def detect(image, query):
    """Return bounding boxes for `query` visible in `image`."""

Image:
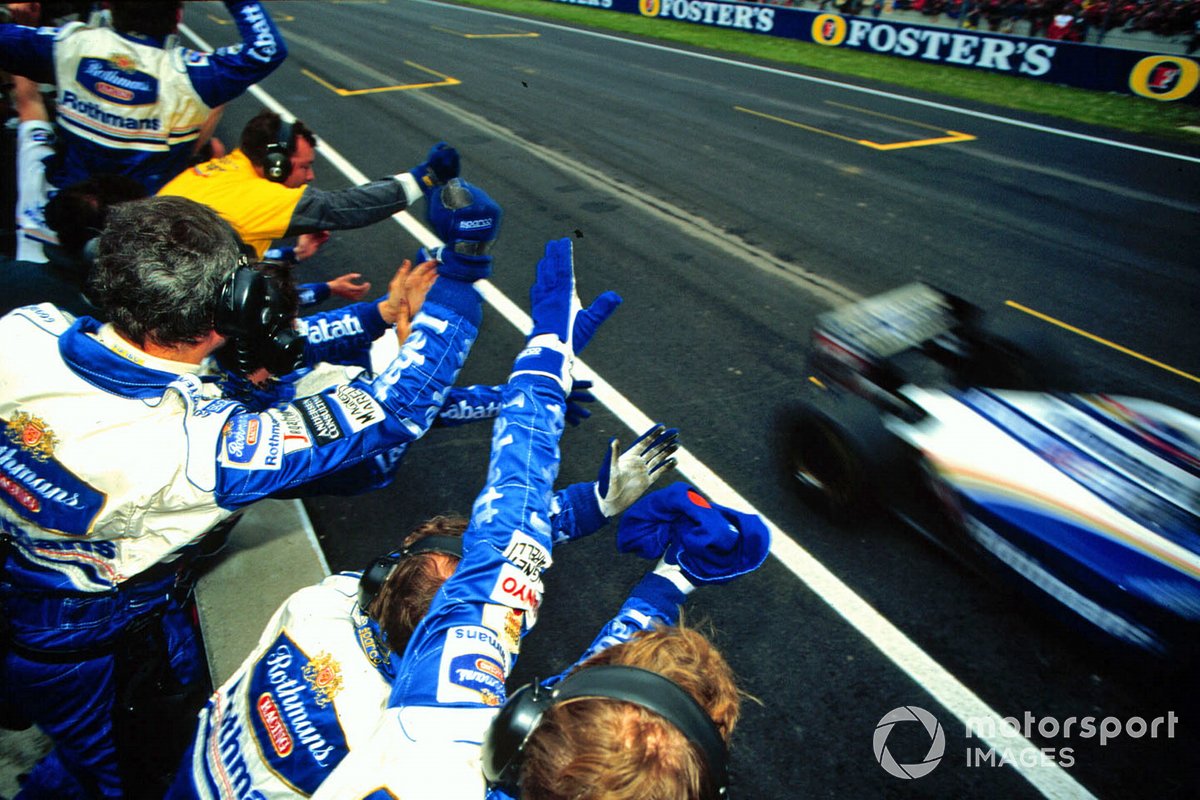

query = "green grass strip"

[452,0,1200,141]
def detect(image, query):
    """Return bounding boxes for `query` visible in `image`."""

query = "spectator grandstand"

[759,0,1200,52]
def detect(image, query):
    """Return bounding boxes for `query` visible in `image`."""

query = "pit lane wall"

[550,0,1200,103]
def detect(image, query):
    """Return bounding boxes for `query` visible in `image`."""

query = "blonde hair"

[518,624,740,800]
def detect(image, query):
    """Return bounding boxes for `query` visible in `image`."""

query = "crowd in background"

[764,0,1200,48]
[901,0,1198,42]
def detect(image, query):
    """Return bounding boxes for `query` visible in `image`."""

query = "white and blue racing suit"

[0,0,286,194]
[219,298,510,497]
[0,275,481,799]
[166,480,611,800]
[308,373,691,799]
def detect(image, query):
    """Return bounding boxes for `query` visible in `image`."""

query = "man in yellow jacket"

[159,110,458,262]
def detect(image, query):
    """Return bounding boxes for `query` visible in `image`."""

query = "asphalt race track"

[187,2,1200,797]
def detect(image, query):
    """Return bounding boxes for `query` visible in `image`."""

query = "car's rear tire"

[775,392,905,523]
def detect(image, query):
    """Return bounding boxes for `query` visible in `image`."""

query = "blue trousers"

[1,576,207,799]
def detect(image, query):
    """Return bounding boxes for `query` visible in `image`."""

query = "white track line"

[183,17,1095,798]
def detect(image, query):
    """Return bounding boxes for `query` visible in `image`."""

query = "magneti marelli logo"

[873,706,946,779]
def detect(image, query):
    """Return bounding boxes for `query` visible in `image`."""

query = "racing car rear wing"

[808,282,981,414]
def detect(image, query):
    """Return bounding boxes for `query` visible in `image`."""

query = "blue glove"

[566,379,595,427]
[528,237,577,343]
[426,178,502,282]
[617,483,770,586]
[510,237,577,388]
[595,424,680,517]
[409,142,460,195]
[573,291,622,354]
[511,238,621,390]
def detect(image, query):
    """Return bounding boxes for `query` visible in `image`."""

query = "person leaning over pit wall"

[0,191,483,799]
[159,110,460,264]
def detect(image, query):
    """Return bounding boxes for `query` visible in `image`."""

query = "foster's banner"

[549,0,1199,103]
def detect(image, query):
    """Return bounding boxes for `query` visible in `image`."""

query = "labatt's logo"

[1129,56,1199,102]
[298,313,364,345]
[441,398,501,422]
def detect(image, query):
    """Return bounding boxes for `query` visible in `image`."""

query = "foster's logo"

[1129,56,1199,101]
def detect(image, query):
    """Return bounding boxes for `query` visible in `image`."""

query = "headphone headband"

[277,118,293,152]
[402,534,465,560]
[357,535,464,612]
[482,664,729,796]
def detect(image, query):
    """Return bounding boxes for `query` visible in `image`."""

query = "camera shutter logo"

[873,706,946,779]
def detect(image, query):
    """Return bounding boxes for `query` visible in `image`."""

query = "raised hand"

[595,424,681,517]
[379,260,438,344]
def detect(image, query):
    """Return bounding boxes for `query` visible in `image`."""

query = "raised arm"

[309,240,620,800]
[390,238,624,705]
[186,1,288,107]
[284,144,460,236]
[208,262,482,507]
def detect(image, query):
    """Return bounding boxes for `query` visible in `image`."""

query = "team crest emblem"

[301,653,343,707]
[5,412,58,461]
[506,609,523,646]
[111,53,137,72]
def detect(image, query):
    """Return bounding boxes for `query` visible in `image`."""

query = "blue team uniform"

[0,1,287,193]
[0,275,480,798]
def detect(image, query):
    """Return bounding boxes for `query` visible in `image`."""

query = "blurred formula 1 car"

[776,282,1200,660]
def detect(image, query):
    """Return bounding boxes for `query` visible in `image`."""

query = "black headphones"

[263,118,294,183]
[213,258,305,378]
[357,534,465,612]
[482,665,730,797]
